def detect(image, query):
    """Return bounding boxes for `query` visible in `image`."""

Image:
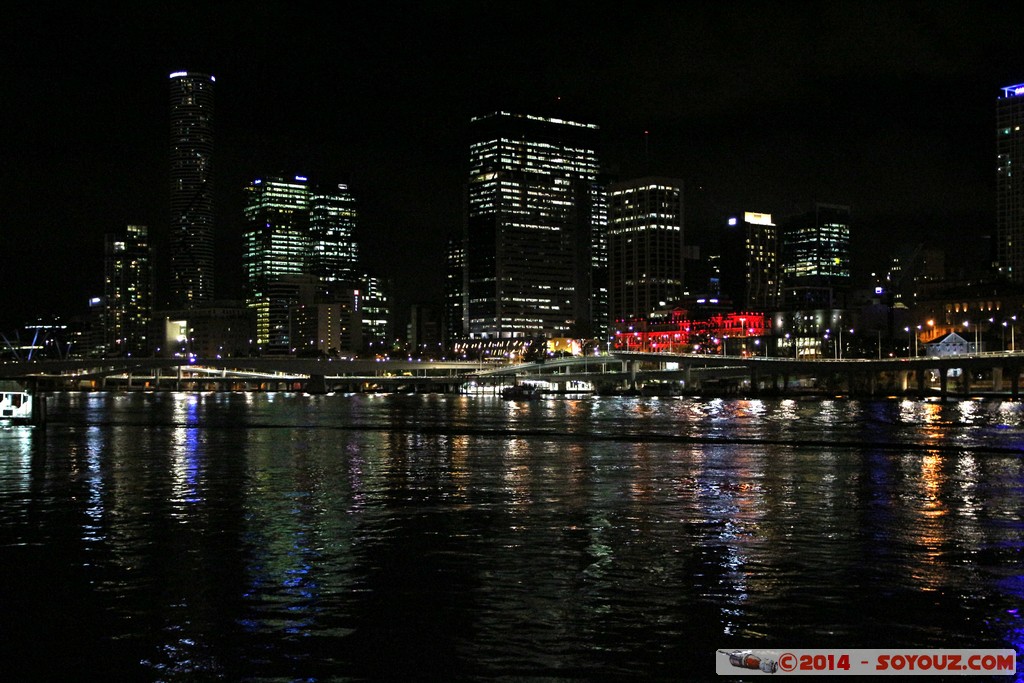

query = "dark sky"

[5,1,1024,331]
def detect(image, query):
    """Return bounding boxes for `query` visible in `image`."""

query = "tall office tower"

[997,83,1024,281]
[464,111,607,344]
[444,237,465,349]
[243,176,366,353]
[360,274,392,354]
[243,176,314,353]
[309,182,360,287]
[780,203,851,308]
[720,212,779,310]
[168,71,215,308]
[608,178,686,322]
[103,224,152,356]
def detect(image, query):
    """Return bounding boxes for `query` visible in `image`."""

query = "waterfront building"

[613,306,768,355]
[719,211,779,311]
[103,224,152,357]
[153,303,255,359]
[780,203,851,309]
[463,111,607,352]
[291,294,363,358]
[408,303,444,357]
[997,83,1024,282]
[608,178,688,323]
[168,71,215,308]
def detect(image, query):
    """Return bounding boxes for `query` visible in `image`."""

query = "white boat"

[0,390,33,424]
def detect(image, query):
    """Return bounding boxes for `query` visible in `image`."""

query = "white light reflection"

[82,425,107,544]
[170,394,204,518]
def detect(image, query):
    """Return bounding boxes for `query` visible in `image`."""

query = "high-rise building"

[608,178,687,322]
[168,71,215,308]
[242,175,367,354]
[444,237,465,350]
[243,176,314,353]
[997,83,1024,281]
[309,182,360,287]
[720,211,779,311]
[463,111,607,347]
[780,203,851,308]
[103,224,152,356]
[360,274,392,355]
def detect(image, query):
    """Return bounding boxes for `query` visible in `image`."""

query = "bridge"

[473,350,1024,400]
[4,350,1024,400]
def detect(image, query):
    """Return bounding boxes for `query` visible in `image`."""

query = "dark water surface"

[1,392,1023,681]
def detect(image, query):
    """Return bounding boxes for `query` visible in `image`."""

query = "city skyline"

[6,2,1024,331]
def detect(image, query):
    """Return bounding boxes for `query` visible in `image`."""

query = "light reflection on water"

[0,392,1022,680]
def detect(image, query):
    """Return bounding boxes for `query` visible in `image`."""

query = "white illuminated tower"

[997,83,1024,282]
[169,71,216,308]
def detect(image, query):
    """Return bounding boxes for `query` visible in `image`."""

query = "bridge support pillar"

[29,380,47,426]
[917,369,926,399]
[749,368,759,396]
[939,370,948,401]
[306,374,327,395]
[993,367,1003,393]
[961,368,971,397]
[1012,367,1020,400]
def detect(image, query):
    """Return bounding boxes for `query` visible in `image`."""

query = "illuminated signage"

[1001,84,1024,97]
[728,217,738,226]
[744,212,774,226]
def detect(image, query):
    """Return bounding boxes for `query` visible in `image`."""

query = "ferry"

[0,390,33,425]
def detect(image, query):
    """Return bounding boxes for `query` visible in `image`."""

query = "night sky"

[6,1,1024,332]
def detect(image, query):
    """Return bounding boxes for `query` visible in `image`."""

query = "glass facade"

[608,179,686,322]
[464,112,607,342]
[242,176,367,353]
[782,204,851,283]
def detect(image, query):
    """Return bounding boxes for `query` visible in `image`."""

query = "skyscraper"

[309,183,360,287]
[242,175,365,353]
[169,71,215,308]
[463,111,607,348]
[720,211,779,311]
[780,203,851,308]
[103,224,152,356]
[607,178,687,323]
[243,176,315,353]
[997,83,1024,281]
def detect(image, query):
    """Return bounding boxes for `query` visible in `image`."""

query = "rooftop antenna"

[644,130,650,175]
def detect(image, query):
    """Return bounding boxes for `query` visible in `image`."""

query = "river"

[1,392,1022,681]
